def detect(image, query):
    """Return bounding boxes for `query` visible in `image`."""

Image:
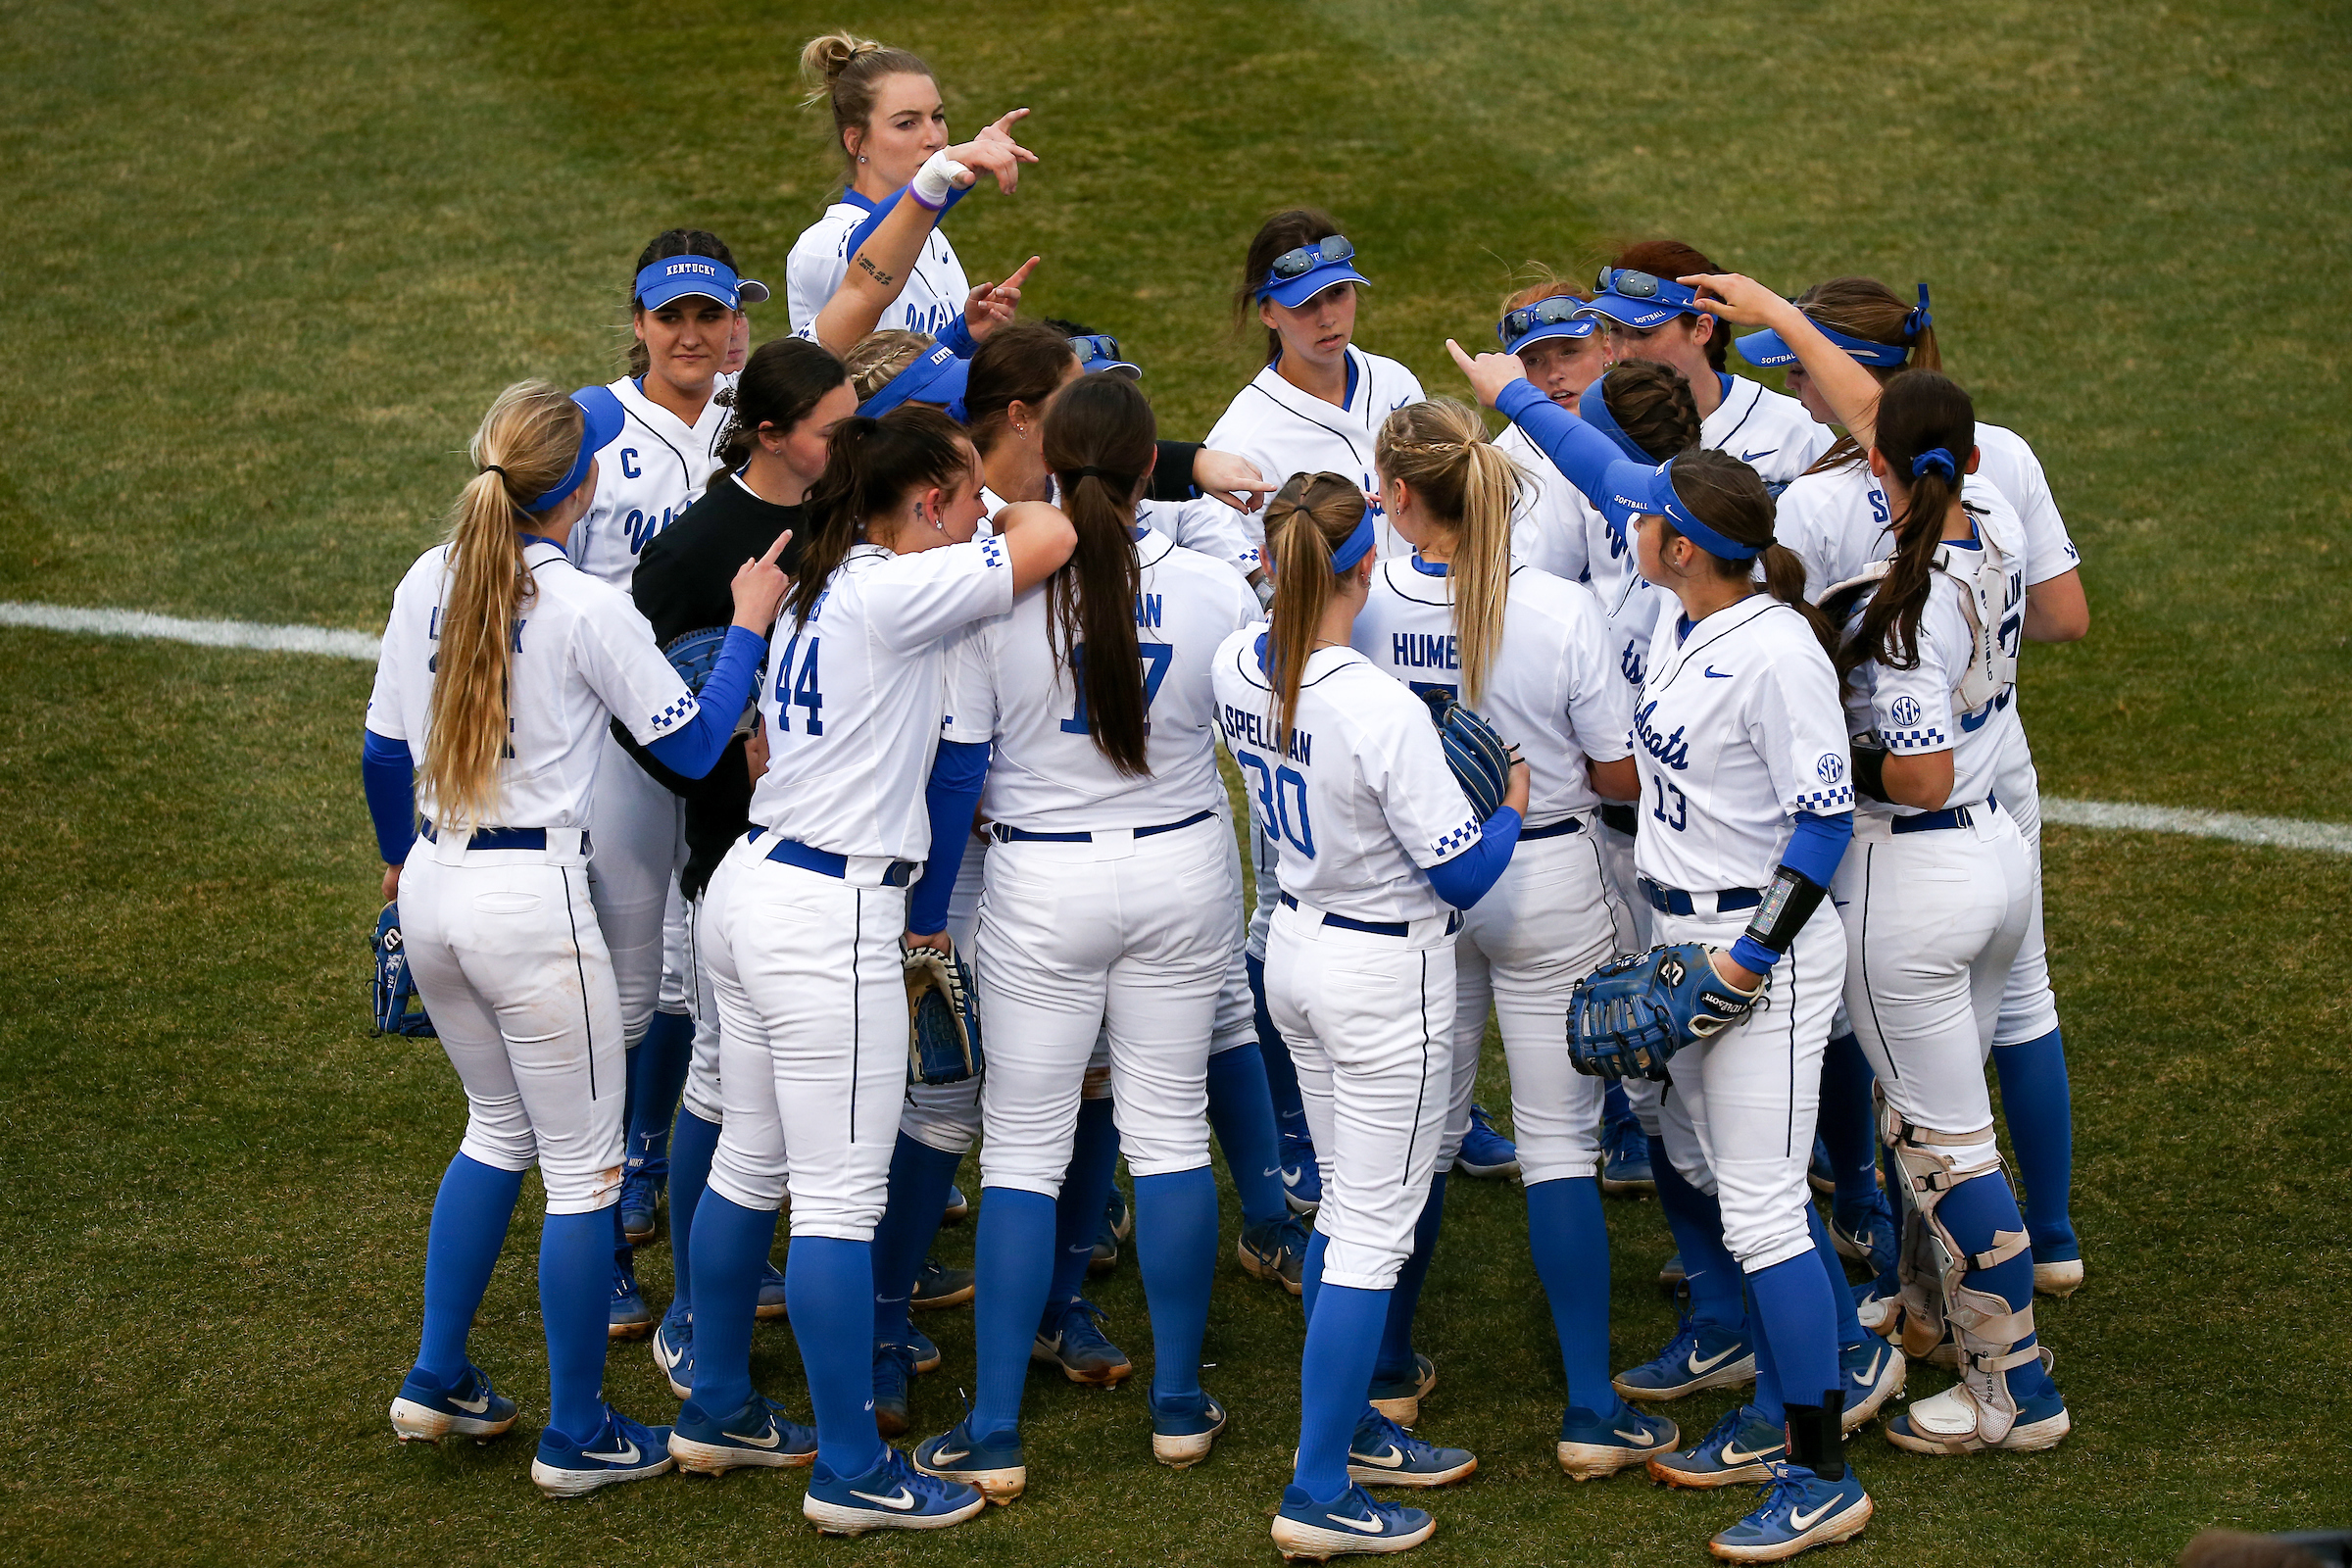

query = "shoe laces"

[873,1342,914,1392]
[1054,1297,1115,1348]
[1353,1408,1423,1457]
[1753,1460,1813,1516]
[881,1445,965,1506]
[1696,1402,1751,1453]
[1650,1309,1701,1368]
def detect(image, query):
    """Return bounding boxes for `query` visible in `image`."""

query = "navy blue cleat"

[873,1340,917,1438]
[906,1323,942,1374]
[1615,1313,1754,1401]
[1806,1137,1836,1197]
[609,1260,655,1340]
[1347,1407,1477,1487]
[1282,1129,1323,1214]
[1555,1401,1677,1480]
[1239,1213,1311,1295]
[1831,1188,1899,1281]
[652,1311,694,1399]
[1150,1388,1228,1468]
[530,1404,675,1497]
[1273,1482,1436,1560]
[389,1362,517,1444]
[1601,1115,1655,1195]
[618,1168,661,1245]
[941,1184,970,1226]
[667,1392,814,1475]
[1647,1403,1787,1489]
[756,1258,789,1320]
[1368,1351,1438,1424]
[912,1254,975,1311]
[913,1415,1027,1503]
[1709,1462,1873,1561]
[807,1444,989,1534]
[1033,1297,1133,1386]
[1453,1103,1520,1179]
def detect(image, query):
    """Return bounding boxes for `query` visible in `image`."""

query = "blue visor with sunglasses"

[858,342,970,418]
[1577,268,1706,330]
[1498,295,1598,355]
[1260,234,1372,307]
[1606,456,1764,563]
[1070,333,1140,378]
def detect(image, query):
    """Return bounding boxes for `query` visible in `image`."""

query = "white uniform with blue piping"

[1202,348,1425,560]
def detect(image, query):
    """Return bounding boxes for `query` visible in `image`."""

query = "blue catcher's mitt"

[371,901,436,1038]
[1419,689,1515,822]
[663,626,760,733]
[1567,942,1759,1081]
[904,940,982,1086]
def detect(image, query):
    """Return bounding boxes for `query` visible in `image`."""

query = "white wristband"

[909,151,970,210]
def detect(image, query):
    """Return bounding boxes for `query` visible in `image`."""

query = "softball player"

[1489,269,1608,581]
[1214,472,1528,1560]
[1203,209,1426,560]
[1754,277,2089,1298]
[1460,337,1872,1561]
[367,380,788,1495]
[679,405,1075,1535]
[1349,398,1669,1479]
[907,373,1259,1498]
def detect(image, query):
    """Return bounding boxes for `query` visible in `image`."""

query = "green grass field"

[3,1,2348,1563]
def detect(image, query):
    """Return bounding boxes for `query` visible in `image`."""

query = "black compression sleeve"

[1150,441,1201,502]
[1852,746,1890,804]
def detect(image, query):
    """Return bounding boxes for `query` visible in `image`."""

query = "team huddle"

[359,28,2092,1564]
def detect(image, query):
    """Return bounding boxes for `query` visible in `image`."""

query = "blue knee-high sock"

[1742,1275,1785,1424]
[663,1109,720,1325]
[1649,1137,1745,1332]
[1248,954,1306,1139]
[1375,1173,1446,1381]
[1300,1227,1329,1323]
[1807,1204,1865,1349]
[1206,1045,1286,1229]
[627,1009,695,1178]
[1747,1253,1840,1413]
[416,1152,525,1382]
[1992,1027,2078,1258]
[786,1237,886,1477]
[1935,1171,2055,1400]
[1818,1033,1880,1211]
[1047,1100,1121,1307]
[540,1208,615,1443]
[870,1132,965,1348]
[1524,1175,1622,1417]
[1134,1167,1219,1401]
[1295,1284,1390,1501]
[971,1188,1057,1439]
[683,1191,777,1422]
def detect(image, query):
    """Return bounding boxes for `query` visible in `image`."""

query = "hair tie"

[1911,447,1958,482]
[1904,282,1933,339]
[479,465,509,481]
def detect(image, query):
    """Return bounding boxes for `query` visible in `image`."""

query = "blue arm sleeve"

[1424,807,1522,910]
[362,729,416,864]
[1495,379,1652,539]
[936,313,979,358]
[1728,810,1853,973]
[906,741,991,935]
[644,625,767,781]
[840,183,969,268]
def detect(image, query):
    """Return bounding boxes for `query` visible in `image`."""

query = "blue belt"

[1279,891,1462,938]
[991,808,1216,845]
[1640,877,1763,916]
[1522,814,1589,842]
[419,824,582,854]
[744,826,916,887]
[1892,793,1997,836]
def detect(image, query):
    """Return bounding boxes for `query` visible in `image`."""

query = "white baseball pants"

[585,728,685,1046]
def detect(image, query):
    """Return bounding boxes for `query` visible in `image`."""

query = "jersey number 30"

[1235,750,1314,858]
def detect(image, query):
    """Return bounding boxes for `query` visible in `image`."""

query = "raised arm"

[1680,272,1885,453]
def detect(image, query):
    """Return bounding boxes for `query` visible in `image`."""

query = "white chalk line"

[6,600,2347,857]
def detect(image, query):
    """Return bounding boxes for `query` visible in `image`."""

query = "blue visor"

[1738,319,1910,369]
[1606,456,1762,563]
[1262,258,1372,309]
[635,256,760,311]
[858,343,970,418]
[1578,374,1652,464]
[1577,269,1705,330]
[524,385,626,514]
[1500,296,1598,356]
[1070,333,1141,378]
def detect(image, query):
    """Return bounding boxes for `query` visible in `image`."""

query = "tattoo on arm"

[857,255,897,287]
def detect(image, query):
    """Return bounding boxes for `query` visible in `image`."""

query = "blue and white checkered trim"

[1432,817,1480,857]
[978,536,1008,571]
[1793,783,1855,813]
[1882,725,1949,753]
[648,693,700,734]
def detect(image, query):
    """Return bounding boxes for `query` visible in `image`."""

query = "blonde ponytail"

[1375,398,1521,705]
[1263,472,1367,753]
[421,381,583,830]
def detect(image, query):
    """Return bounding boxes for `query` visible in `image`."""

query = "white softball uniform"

[1632,594,1853,1269]
[948,532,1256,1194]
[1701,373,1833,495]
[1212,634,1483,1290]
[786,195,969,338]
[1201,347,1425,559]
[704,536,1014,1240]
[1836,557,2033,1151]
[368,538,708,1212]
[1496,420,1590,583]
[1351,557,1636,1178]
[1140,495,1264,580]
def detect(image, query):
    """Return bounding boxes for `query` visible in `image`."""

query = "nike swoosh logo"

[1790,1498,1838,1531]
[1722,1439,1777,1465]
[722,1424,780,1448]
[1688,1344,1743,1375]
[1356,1446,1405,1468]
[1849,1349,1886,1385]
[1327,1512,1388,1534]
[931,1447,970,1465]
[850,1486,918,1511]
[589,1440,641,1466]
[450,1393,491,1414]
[1740,448,1777,463]
[1614,1427,1651,1444]
[1704,665,1732,678]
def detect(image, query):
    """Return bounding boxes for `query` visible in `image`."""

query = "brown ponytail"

[423,382,584,828]
[1040,374,1155,776]
[1836,370,1976,683]
[1792,277,1942,475]
[1263,472,1367,751]
[787,406,976,629]
[1659,449,1839,665]
[1375,399,1520,704]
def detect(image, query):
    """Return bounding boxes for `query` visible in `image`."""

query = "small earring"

[858,154,868,163]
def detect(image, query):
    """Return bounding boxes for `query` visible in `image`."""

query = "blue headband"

[1579,374,1653,463]
[1911,448,1958,483]
[1610,457,1764,563]
[857,342,970,419]
[1329,512,1378,572]
[523,386,625,514]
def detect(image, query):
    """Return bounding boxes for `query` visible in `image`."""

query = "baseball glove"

[371,901,436,1038]
[904,940,983,1086]
[1567,942,1759,1081]
[1419,689,1515,823]
[663,625,760,734]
